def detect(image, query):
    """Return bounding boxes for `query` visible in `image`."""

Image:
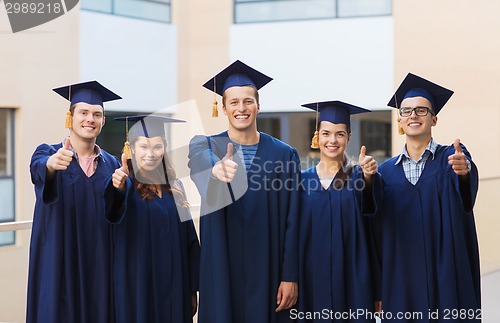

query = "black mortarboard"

[114,115,186,159]
[202,60,273,117]
[388,73,454,115]
[53,80,122,107]
[203,60,273,96]
[302,100,370,149]
[302,100,371,128]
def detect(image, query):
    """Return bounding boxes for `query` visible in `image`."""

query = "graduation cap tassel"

[122,117,132,159]
[310,102,319,149]
[65,111,73,129]
[65,85,73,129]
[212,76,218,117]
[397,118,405,135]
[394,94,405,135]
[212,100,218,118]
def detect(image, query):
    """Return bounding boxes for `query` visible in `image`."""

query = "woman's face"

[318,121,350,162]
[132,136,165,172]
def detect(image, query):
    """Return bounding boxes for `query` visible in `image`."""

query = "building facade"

[0,0,499,321]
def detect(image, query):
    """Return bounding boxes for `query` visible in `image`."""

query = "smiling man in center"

[188,60,301,323]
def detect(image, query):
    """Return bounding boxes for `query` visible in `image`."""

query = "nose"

[146,147,156,156]
[236,102,246,111]
[86,113,95,122]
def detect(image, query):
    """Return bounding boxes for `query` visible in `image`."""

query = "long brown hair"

[128,136,189,207]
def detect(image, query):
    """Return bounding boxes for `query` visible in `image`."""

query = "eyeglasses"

[399,106,435,117]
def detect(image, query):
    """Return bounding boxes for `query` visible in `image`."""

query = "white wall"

[230,16,394,112]
[80,11,178,113]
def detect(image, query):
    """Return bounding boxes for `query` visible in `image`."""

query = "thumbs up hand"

[448,139,469,176]
[212,143,238,183]
[46,137,74,173]
[358,145,378,177]
[112,153,130,190]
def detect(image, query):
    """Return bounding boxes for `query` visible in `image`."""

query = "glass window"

[235,0,336,23]
[234,0,391,23]
[257,116,281,140]
[360,119,391,163]
[338,0,391,17]
[81,0,171,23]
[0,109,15,246]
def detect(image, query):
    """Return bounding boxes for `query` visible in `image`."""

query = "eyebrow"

[401,105,431,109]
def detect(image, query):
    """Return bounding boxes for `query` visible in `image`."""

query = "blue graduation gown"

[27,143,120,323]
[188,131,301,323]
[375,143,480,322]
[103,178,200,323]
[298,166,381,323]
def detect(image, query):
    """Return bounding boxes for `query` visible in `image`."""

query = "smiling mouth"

[235,115,249,120]
[142,159,158,164]
[408,122,422,127]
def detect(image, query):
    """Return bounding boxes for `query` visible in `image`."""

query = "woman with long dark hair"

[104,115,200,323]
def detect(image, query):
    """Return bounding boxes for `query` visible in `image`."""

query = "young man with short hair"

[27,81,122,323]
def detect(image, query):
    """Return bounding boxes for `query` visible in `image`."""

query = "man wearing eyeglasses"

[371,73,481,322]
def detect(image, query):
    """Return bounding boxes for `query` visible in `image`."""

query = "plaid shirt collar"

[395,138,437,165]
[65,138,102,161]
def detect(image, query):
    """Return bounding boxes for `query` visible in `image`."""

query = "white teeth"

[235,115,249,119]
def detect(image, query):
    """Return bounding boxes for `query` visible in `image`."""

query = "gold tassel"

[122,117,132,159]
[397,118,405,135]
[212,99,218,117]
[123,141,132,159]
[310,102,319,149]
[394,93,405,135]
[212,76,218,117]
[65,111,72,129]
[310,131,319,149]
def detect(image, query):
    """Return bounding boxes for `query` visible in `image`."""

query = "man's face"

[222,86,260,133]
[399,96,437,139]
[70,102,105,141]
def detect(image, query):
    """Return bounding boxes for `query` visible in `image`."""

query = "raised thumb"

[225,142,234,161]
[359,145,366,161]
[63,137,71,150]
[454,139,463,154]
[121,153,129,174]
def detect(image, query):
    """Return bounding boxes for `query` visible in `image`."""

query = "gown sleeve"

[175,179,201,293]
[30,144,61,204]
[280,148,301,282]
[452,143,478,213]
[103,176,132,224]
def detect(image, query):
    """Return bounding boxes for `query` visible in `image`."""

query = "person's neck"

[405,135,432,161]
[316,157,343,177]
[69,135,97,157]
[227,127,259,145]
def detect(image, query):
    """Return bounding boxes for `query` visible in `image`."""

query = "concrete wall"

[392,0,500,274]
[0,7,79,322]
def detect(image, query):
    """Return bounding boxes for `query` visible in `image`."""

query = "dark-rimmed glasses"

[399,107,435,117]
